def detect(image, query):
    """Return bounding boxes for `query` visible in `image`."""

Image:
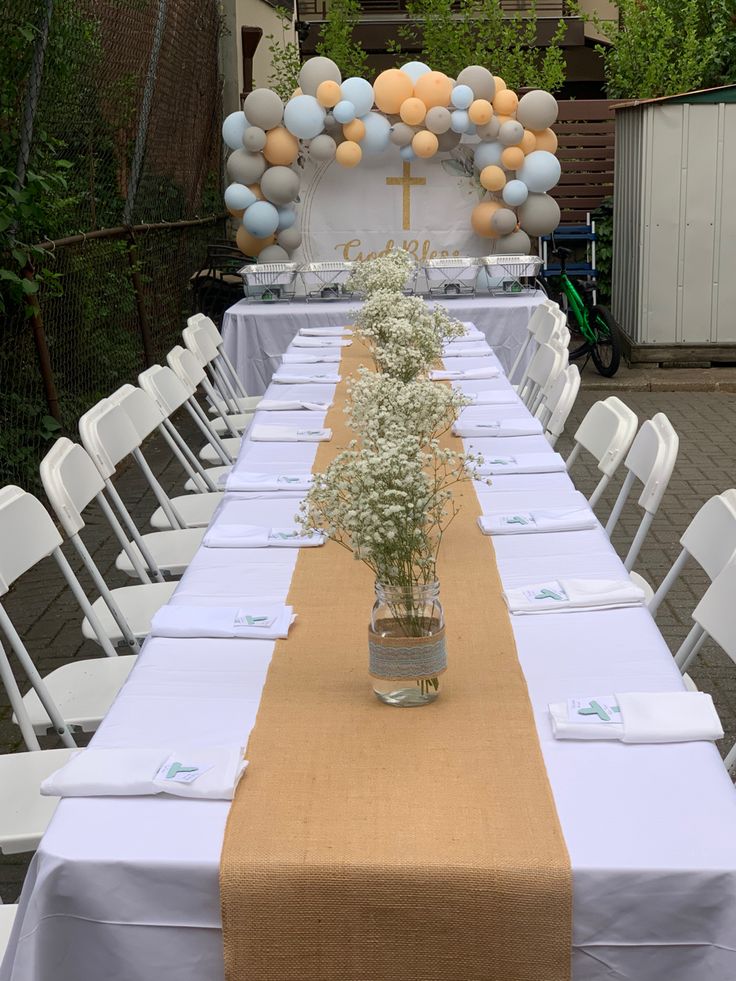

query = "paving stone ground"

[2,387,736,903]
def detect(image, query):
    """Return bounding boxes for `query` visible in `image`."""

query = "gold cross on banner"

[385,161,426,231]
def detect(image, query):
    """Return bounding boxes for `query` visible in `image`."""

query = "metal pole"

[15,0,55,193]
[24,262,61,423]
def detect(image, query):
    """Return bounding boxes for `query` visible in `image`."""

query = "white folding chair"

[538,365,581,446]
[517,342,565,411]
[167,345,252,438]
[565,396,639,507]
[0,903,18,958]
[507,300,560,385]
[0,486,135,736]
[139,364,240,466]
[604,413,679,572]
[672,560,736,770]
[184,316,261,416]
[40,441,176,647]
[529,346,569,415]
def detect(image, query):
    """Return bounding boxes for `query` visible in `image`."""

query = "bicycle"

[539,246,622,378]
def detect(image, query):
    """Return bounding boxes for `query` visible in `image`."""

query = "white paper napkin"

[472,452,566,475]
[281,352,340,364]
[150,603,295,638]
[203,524,324,548]
[224,471,313,493]
[299,326,352,336]
[453,419,543,438]
[249,425,331,442]
[40,746,248,799]
[255,399,331,412]
[504,578,646,615]
[291,336,352,348]
[430,367,500,381]
[464,391,519,407]
[478,508,596,536]
[272,371,341,385]
[442,344,493,358]
[549,692,724,743]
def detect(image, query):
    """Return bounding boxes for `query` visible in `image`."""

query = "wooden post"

[24,264,61,423]
[126,230,155,368]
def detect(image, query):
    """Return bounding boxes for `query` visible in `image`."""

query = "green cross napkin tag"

[567,695,621,725]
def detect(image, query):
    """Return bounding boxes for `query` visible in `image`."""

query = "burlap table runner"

[220,342,572,981]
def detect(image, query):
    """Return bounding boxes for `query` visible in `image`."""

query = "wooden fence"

[552,100,616,225]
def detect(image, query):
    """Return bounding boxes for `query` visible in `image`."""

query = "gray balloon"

[226,148,266,185]
[495,229,532,254]
[389,122,415,147]
[456,65,495,102]
[516,90,558,131]
[437,128,462,151]
[277,226,302,251]
[243,126,267,151]
[244,88,284,130]
[498,120,524,147]
[323,112,341,134]
[491,207,518,235]
[425,106,452,135]
[518,193,560,236]
[298,56,342,97]
[260,166,300,205]
[309,134,337,161]
[476,117,500,140]
[258,244,291,262]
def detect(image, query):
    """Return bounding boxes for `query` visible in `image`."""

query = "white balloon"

[224,183,256,211]
[360,112,391,155]
[502,179,529,207]
[339,77,374,117]
[222,111,247,151]
[283,95,326,140]
[400,61,431,83]
[473,141,503,171]
[517,150,561,193]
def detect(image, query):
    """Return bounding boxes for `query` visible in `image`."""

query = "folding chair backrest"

[681,490,736,580]
[526,342,563,388]
[109,385,166,443]
[167,345,207,389]
[691,561,736,666]
[79,399,141,477]
[182,323,218,368]
[572,397,638,477]
[544,365,581,444]
[40,437,104,537]
[0,486,62,595]
[139,364,193,416]
[196,316,223,348]
[625,413,679,516]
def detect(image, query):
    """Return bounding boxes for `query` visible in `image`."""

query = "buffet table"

[221,292,545,394]
[4,332,736,981]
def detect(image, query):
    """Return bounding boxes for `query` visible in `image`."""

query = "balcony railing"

[298,0,565,17]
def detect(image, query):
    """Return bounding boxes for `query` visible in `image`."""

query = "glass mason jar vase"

[369,582,446,707]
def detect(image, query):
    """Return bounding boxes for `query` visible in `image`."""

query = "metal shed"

[612,85,736,364]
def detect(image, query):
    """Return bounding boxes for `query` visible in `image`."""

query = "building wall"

[222,0,296,116]
[578,0,618,44]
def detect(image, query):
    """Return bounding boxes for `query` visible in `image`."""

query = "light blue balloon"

[451,84,474,110]
[224,183,256,212]
[450,110,470,134]
[399,145,416,161]
[473,140,503,170]
[222,111,247,151]
[340,77,374,117]
[502,179,529,207]
[360,111,391,154]
[243,201,279,237]
[517,150,561,193]
[283,95,326,140]
[400,61,431,84]
[333,100,356,124]
[276,206,297,231]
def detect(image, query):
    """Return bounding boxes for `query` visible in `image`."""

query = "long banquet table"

[222,291,545,394]
[4,324,736,981]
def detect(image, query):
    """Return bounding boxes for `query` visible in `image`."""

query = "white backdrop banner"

[294,145,489,264]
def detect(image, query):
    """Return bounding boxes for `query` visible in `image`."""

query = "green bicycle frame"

[557,273,595,341]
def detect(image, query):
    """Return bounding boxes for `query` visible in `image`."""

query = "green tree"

[266,13,302,102]
[316,0,369,80]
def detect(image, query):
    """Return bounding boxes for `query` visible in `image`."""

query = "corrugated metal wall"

[613,101,736,346]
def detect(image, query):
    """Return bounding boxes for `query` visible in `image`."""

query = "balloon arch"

[222,57,562,262]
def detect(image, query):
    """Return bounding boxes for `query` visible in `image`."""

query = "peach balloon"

[316,80,341,108]
[247,183,264,200]
[335,140,362,167]
[343,118,366,141]
[468,99,493,125]
[236,224,275,256]
[493,89,518,115]
[291,87,303,98]
[412,130,439,158]
[414,71,453,109]
[501,146,525,170]
[534,127,559,153]
[263,126,299,165]
[471,200,502,238]
[495,114,513,126]
[227,206,245,219]
[400,97,426,126]
[480,165,506,191]
[373,69,414,114]
[520,129,537,154]
[493,76,507,92]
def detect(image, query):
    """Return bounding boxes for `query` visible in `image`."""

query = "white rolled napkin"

[203,524,324,548]
[430,367,500,381]
[549,692,724,744]
[291,336,351,348]
[453,418,543,438]
[472,452,566,475]
[224,471,313,493]
[272,370,341,385]
[459,322,484,338]
[442,344,493,358]
[150,602,295,639]
[40,746,248,800]
[299,326,352,336]
[249,424,331,442]
[281,352,340,364]
[504,578,646,615]
[478,508,596,536]
[255,399,331,412]
[464,391,519,407]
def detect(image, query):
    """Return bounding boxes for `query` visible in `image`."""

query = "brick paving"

[2,390,736,903]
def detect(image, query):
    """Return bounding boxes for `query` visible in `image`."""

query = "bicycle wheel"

[590,305,621,378]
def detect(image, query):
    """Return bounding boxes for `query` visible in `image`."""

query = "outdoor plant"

[316,0,370,80]
[266,13,302,103]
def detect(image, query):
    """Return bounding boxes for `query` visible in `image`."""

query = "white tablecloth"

[4,340,736,981]
[222,292,545,395]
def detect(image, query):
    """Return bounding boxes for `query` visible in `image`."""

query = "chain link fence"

[1,0,226,492]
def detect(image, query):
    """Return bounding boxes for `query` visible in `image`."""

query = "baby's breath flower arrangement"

[346,248,416,296]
